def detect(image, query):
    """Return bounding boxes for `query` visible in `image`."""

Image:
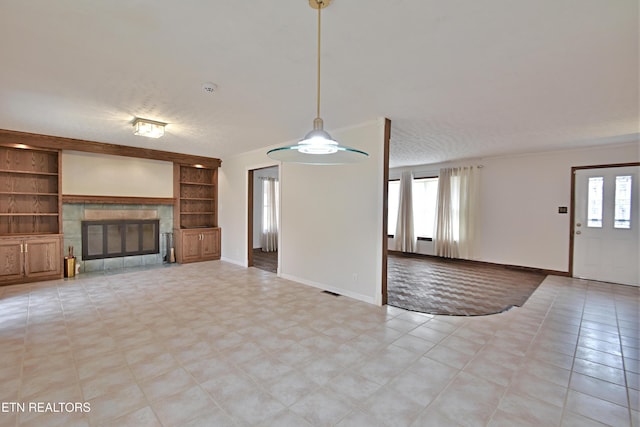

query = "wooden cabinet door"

[201,229,221,260]
[24,236,62,279]
[180,230,202,263]
[175,228,221,263]
[0,238,24,283]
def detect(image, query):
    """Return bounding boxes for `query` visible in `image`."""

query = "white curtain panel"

[261,178,278,252]
[395,171,417,252]
[434,166,477,259]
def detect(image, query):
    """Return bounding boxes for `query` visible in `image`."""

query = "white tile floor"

[0,261,638,427]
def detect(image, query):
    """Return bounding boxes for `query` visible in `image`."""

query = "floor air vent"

[322,290,340,297]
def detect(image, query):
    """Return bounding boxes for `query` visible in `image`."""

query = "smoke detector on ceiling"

[202,82,218,94]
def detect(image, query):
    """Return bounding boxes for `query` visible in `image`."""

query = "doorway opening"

[248,166,279,273]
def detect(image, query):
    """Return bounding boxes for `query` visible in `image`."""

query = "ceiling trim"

[0,128,222,169]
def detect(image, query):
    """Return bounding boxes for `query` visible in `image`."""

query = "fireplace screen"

[82,219,159,260]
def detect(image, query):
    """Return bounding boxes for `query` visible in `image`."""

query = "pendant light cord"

[266,0,370,162]
[316,1,322,119]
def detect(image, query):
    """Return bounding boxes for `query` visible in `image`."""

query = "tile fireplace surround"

[62,203,174,274]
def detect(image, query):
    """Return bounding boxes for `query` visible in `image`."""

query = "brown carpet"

[252,248,277,273]
[387,253,546,316]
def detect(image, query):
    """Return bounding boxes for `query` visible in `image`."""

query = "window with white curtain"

[413,177,438,239]
[434,166,478,259]
[388,180,400,237]
[262,179,279,233]
[388,177,438,239]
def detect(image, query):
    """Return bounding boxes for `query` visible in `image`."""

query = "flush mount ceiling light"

[132,118,166,139]
[267,0,368,165]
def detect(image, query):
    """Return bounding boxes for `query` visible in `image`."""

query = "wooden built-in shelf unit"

[0,144,63,284]
[173,163,221,263]
[0,145,61,235]
[0,128,222,284]
[175,164,218,229]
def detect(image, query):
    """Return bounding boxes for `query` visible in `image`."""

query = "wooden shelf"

[0,213,59,216]
[62,195,175,205]
[0,146,61,236]
[181,212,215,215]
[1,231,61,236]
[180,181,215,186]
[0,191,58,196]
[0,169,58,176]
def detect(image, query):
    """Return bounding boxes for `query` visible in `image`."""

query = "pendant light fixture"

[267,0,368,165]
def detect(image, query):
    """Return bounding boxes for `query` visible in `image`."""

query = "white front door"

[573,166,639,286]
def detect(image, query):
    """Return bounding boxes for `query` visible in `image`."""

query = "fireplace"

[62,203,173,273]
[81,219,159,260]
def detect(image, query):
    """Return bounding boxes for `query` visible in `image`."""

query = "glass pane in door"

[587,177,603,228]
[388,181,399,235]
[614,175,632,229]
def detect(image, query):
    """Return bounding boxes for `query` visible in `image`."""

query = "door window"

[614,175,632,229]
[587,176,603,228]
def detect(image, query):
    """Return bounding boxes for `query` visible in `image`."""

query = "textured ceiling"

[0,0,637,168]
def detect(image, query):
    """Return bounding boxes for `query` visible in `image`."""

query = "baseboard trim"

[279,273,376,305]
[220,257,247,267]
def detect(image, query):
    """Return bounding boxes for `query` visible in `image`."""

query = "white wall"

[219,119,387,305]
[62,151,173,197]
[218,155,278,265]
[477,142,638,271]
[389,141,639,272]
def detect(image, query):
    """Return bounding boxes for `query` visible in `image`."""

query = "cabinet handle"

[24,243,28,253]
[20,243,24,253]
